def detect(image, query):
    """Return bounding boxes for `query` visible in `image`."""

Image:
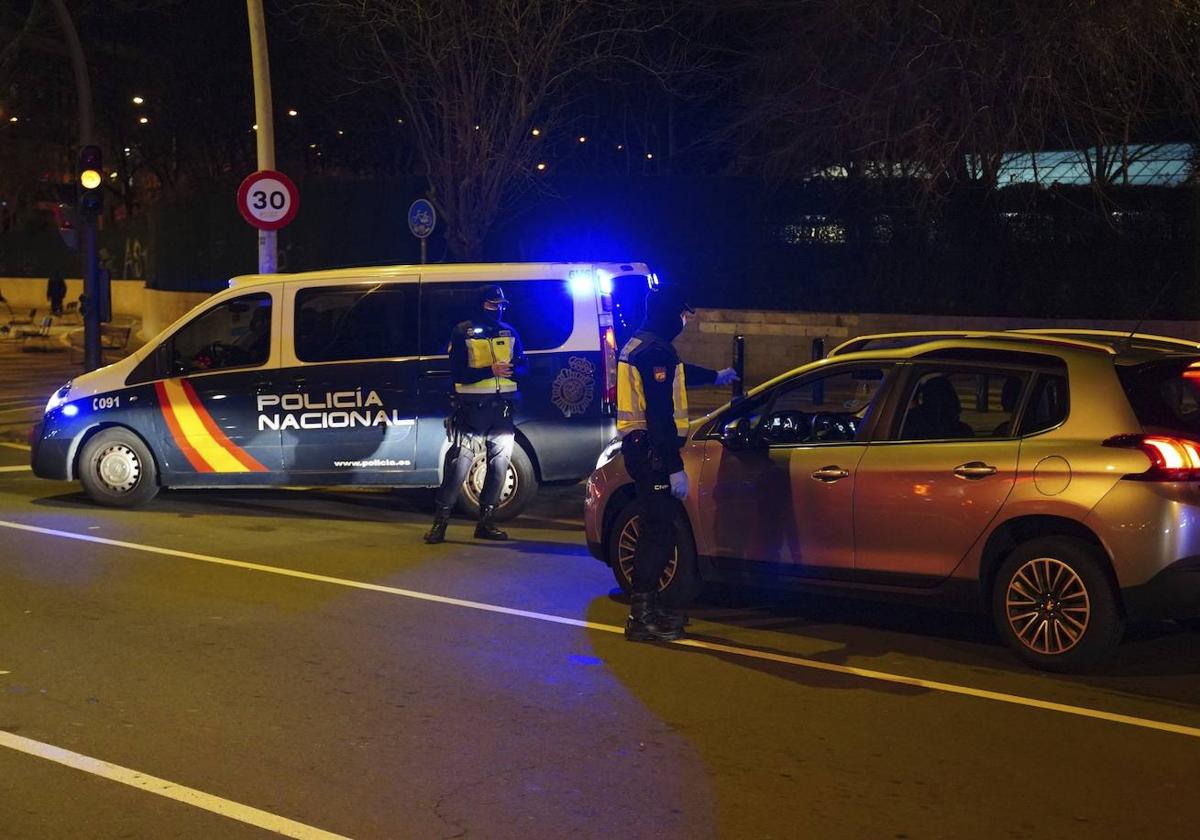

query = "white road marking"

[0,406,38,415]
[0,442,32,451]
[2,519,1199,741]
[0,730,350,839]
[0,465,30,472]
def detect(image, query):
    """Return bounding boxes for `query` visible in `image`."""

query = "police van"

[31,262,655,519]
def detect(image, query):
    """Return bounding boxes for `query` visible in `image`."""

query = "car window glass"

[1020,373,1069,435]
[758,366,889,444]
[420,280,574,355]
[898,369,1029,440]
[295,283,419,363]
[169,292,272,375]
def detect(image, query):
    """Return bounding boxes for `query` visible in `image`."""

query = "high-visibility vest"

[456,330,518,395]
[616,336,688,437]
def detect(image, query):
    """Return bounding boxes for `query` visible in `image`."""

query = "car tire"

[991,536,1124,672]
[457,442,537,522]
[608,498,701,608]
[78,427,160,508]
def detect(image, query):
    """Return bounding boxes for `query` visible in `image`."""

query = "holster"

[621,430,665,479]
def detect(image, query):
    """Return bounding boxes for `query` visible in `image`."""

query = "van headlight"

[44,382,72,414]
[595,436,624,470]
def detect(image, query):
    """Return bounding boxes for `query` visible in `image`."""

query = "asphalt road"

[2,440,1200,840]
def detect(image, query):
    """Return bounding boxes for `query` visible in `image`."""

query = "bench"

[68,324,133,362]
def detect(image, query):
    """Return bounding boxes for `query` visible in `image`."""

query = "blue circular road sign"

[408,199,437,239]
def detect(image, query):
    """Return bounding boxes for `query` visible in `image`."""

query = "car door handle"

[811,466,850,482]
[953,461,998,479]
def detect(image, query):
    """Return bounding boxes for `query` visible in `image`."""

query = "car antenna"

[1122,267,1175,353]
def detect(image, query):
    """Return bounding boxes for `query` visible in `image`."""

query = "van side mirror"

[721,417,759,450]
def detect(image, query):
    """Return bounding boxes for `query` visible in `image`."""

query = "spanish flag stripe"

[160,380,247,473]
[155,381,213,472]
[179,380,269,472]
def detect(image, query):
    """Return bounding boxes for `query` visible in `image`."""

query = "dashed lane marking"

[0,731,350,839]
[2,519,1199,741]
[0,443,31,451]
[0,465,30,472]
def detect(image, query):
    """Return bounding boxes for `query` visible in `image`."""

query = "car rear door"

[852,362,1029,582]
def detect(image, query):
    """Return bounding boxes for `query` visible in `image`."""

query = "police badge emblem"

[551,356,596,418]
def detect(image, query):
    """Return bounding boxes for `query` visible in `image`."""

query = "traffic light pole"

[48,0,102,370]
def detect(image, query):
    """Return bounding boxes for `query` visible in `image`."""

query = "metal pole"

[47,0,102,371]
[420,238,427,265]
[246,0,277,274]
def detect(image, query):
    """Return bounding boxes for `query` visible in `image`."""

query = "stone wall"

[677,308,1200,389]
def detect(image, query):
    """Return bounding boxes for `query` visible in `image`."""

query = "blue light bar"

[568,269,596,298]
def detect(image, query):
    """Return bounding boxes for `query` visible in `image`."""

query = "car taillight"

[601,324,617,414]
[1103,434,1200,481]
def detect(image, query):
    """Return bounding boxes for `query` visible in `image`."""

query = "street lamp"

[287,108,298,117]
[138,116,149,125]
[578,136,587,144]
[531,127,541,137]
[536,162,547,171]
[132,96,144,105]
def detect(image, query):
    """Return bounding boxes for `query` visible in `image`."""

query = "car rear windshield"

[1118,358,1200,436]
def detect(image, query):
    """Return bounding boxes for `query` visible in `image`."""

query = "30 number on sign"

[237,170,300,231]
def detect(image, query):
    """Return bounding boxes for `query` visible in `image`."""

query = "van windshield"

[1118,358,1200,437]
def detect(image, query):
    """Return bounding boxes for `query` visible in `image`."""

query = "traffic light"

[77,144,103,215]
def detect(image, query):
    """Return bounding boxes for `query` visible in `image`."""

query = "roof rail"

[827,330,1117,358]
[1008,328,1200,352]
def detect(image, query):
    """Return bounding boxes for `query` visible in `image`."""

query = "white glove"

[714,367,740,386]
[669,470,689,500]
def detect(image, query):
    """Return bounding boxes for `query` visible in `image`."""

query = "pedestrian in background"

[616,284,738,641]
[47,270,66,317]
[424,285,529,544]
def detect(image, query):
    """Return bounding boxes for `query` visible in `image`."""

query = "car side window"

[166,292,273,376]
[758,366,890,445]
[897,368,1030,441]
[1019,372,1069,435]
[295,283,419,363]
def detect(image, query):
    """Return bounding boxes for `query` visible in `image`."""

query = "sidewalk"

[0,310,143,443]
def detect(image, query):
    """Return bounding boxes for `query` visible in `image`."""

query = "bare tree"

[291,0,682,260]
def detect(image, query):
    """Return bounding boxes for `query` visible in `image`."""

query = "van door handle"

[953,461,998,479]
[811,466,850,482]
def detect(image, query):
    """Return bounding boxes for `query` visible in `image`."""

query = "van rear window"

[419,280,574,355]
[1118,359,1200,436]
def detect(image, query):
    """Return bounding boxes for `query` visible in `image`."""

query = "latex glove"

[714,367,740,386]
[491,361,514,377]
[669,470,689,500]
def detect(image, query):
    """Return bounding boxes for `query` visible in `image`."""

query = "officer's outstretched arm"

[683,363,718,386]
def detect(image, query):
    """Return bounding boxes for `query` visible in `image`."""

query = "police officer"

[424,285,528,544]
[616,284,738,641]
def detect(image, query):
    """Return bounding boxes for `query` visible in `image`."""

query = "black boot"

[625,592,684,642]
[655,604,689,633]
[474,504,508,541]
[424,505,452,544]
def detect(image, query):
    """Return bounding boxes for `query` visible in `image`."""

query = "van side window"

[295,283,419,363]
[168,292,273,376]
[419,280,574,355]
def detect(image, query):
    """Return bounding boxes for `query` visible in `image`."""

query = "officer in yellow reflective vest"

[617,285,738,641]
[425,285,528,544]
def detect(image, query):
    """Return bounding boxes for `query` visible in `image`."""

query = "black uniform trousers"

[435,396,516,509]
[622,435,677,593]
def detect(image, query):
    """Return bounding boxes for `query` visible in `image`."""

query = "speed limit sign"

[237,170,299,230]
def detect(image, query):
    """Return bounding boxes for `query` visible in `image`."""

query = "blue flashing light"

[61,403,79,418]
[567,269,596,298]
[647,272,661,290]
[597,273,614,295]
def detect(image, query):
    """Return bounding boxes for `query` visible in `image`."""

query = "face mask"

[481,304,503,323]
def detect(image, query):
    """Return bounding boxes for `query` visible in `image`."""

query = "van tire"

[78,428,160,508]
[457,442,537,522]
[991,536,1123,672]
[608,498,701,608]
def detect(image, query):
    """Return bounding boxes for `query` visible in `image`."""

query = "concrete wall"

[0,276,146,322]
[676,308,1200,391]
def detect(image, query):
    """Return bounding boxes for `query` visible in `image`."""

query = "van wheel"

[458,443,537,522]
[78,428,160,508]
[991,536,1123,672]
[608,499,701,608]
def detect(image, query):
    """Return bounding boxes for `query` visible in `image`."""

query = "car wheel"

[457,442,537,522]
[78,428,160,508]
[991,536,1123,672]
[608,498,701,607]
